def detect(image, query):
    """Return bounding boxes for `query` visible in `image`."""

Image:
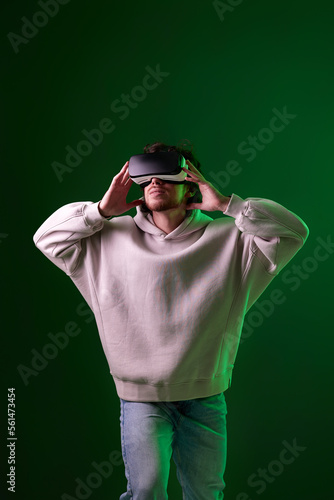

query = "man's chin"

[144,199,181,213]
[145,201,171,212]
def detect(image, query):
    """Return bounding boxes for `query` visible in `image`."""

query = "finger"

[127,199,143,209]
[185,160,199,173]
[184,172,200,183]
[108,164,130,191]
[112,161,129,183]
[118,161,130,178]
[121,166,131,184]
[182,166,199,179]
[124,176,133,186]
[186,202,201,210]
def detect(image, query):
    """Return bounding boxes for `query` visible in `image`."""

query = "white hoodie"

[33,193,309,401]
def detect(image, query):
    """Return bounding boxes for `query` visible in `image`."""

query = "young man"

[33,143,309,499]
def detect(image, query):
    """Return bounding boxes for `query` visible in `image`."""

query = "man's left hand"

[182,160,231,212]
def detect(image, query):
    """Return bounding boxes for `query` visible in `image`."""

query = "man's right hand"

[98,161,143,218]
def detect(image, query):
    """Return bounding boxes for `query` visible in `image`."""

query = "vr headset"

[128,151,188,188]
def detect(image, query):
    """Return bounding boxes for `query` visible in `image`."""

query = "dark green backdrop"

[2,0,333,498]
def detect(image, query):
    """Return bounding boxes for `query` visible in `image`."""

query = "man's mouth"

[149,189,166,195]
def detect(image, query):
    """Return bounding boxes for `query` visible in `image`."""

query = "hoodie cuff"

[223,193,246,218]
[83,201,108,227]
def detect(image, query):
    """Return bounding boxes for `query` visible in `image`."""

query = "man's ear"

[185,191,195,198]
[184,184,195,198]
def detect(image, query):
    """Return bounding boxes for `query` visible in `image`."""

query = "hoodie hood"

[133,202,213,241]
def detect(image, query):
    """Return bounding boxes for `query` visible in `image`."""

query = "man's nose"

[150,177,164,185]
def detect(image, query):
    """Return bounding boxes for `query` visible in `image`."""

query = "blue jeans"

[119,392,228,499]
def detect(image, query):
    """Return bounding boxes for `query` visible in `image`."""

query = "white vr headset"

[128,151,188,188]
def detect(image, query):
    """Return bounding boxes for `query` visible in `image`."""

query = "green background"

[2,0,333,498]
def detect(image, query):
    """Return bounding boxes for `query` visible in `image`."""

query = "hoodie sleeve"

[33,201,107,275]
[223,193,309,275]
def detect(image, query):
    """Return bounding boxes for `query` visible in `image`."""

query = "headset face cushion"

[128,151,187,186]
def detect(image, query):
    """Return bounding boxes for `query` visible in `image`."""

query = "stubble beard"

[144,197,182,212]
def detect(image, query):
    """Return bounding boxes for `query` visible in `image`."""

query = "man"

[33,142,309,499]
